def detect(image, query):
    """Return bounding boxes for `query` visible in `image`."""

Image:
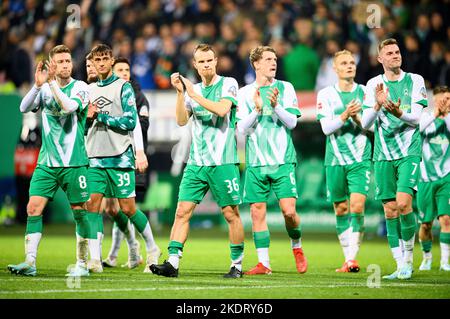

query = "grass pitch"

[0,224,449,299]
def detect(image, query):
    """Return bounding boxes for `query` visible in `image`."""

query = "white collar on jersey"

[382,69,405,82]
[333,81,358,93]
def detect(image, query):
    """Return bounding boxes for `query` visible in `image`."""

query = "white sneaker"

[440,263,450,271]
[419,258,432,271]
[66,263,89,277]
[87,259,103,273]
[144,245,161,273]
[122,240,143,269]
[102,256,117,268]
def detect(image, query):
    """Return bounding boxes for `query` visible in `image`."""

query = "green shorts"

[243,164,298,203]
[325,160,371,203]
[417,173,450,224]
[88,167,136,199]
[178,164,241,207]
[29,165,90,204]
[374,156,421,201]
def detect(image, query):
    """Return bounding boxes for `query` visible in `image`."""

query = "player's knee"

[383,201,397,218]
[105,206,119,216]
[349,201,364,213]
[281,207,297,221]
[250,204,265,222]
[334,201,348,215]
[439,215,450,229]
[175,206,191,221]
[26,202,42,216]
[421,222,432,232]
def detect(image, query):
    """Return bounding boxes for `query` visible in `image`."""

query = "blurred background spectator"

[0,0,448,92]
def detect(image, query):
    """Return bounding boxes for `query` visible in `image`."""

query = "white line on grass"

[0,282,444,295]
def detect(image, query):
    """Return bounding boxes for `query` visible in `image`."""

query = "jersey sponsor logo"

[93,96,113,109]
[399,104,411,111]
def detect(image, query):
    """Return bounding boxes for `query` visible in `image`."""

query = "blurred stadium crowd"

[0,0,449,94]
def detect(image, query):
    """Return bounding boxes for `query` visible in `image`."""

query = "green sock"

[87,212,100,239]
[420,240,432,253]
[230,243,244,261]
[129,209,148,233]
[168,240,184,255]
[253,230,270,249]
[386,217,401,248]
[113,210,129,233]
[336,214,350,235]
[97,213,103,235]
[440,232,450,244]
[286,226,302,240]
[350,213,364,233]
[400,212,416,241]
[72,209,92,238]
[25,215,43,235]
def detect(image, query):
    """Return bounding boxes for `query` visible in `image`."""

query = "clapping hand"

[375,83,387,111]
[384,98,402,117]
[253,88,263,113]
[35,61,48,87]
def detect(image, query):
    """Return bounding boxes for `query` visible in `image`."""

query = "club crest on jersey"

[420,87,427,99]
[403,88,409,96]
[93,96,112,109]
[228,85,237,98]
[317,102,323,110]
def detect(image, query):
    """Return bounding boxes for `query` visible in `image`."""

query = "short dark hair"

[378,38,398,54]
[49,44,71,58]
[90,44,113,57]
[85,52,93,61]
[433,85,449,95]
[113,56,130,67]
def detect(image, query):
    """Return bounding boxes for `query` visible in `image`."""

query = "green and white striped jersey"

[32,79,89,167]
[237,80,301,167]
[420,114,450,182]
[185,75,239,166]
[363,71,428,161]
[316,83,372,166]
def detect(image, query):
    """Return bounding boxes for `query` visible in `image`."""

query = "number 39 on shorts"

[117,173,131,187]
[225,178,239,193]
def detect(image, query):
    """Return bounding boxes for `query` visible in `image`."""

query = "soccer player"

[102,57,153,271]
[84,54,148,272]
[8,44,91,277]
[85,44,160,274]
[417,85,450,271]
[362,38,427,280]
[316,50,371,273]
[237,46,307,275]
[150,44,245,278]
